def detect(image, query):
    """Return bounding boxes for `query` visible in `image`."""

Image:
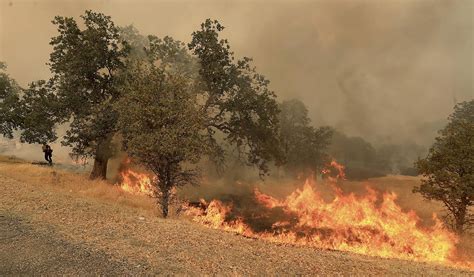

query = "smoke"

[1,0,472,155]
[0,125,91,172]
[245,0,473,145]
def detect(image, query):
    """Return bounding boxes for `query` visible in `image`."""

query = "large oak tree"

[48,10,129,179]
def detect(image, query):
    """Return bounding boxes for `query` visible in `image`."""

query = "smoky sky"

[1,0,473,146]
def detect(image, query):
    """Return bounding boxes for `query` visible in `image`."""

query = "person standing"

[42,144,53,165]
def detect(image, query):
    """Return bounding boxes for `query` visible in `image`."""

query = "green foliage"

[119,25,149,60]
[116,32,204,216]
[188,19,283,175]
[50,11,128,153]
[0,63,21,139]
[278,99,332,174]
[415,100,473,233]
[46,10,130,178]
[115,19,285,215]
[19,80,62,144]
[116,62,208,217]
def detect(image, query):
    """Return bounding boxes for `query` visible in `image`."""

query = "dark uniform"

[42,144,53,165]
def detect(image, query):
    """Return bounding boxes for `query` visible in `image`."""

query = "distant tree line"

[328,131,426,180]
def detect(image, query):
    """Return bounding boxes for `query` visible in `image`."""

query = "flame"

[118,169,157,196]
[183,161,472,269]
[321,159,346,182]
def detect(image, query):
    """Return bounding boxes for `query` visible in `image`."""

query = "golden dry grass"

[0,156,473,275]
[0,156,472,267]
[0,159,159,216]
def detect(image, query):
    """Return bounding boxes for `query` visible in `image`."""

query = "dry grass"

[1,158,470,233]
[0,155,28,164]
[0,156,472,274]
[0,160,159,216]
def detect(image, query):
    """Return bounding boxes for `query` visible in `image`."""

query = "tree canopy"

[18,80,62,144]
[116,62,207,217]
[115,19,286,216]
[0,62,21,139]
[48,10,130,178]
[189,19,284,175]
[414,100,473,233]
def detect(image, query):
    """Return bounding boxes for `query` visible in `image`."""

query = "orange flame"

[117,169,157,196]
[321,159,346,182]
[183,162,472,269]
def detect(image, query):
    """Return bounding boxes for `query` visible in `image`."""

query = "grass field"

[0,155,472,275]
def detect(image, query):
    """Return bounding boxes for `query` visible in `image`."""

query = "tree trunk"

[89,136,114,180]
[455,204,467,234]
[161,189,170,218]
[90,155,109,180]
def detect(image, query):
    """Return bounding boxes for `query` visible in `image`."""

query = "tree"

[18,80,63,144]
[48,10,129,179]
[278,99,332,174]
[0,62,21,138]
[116,63,208,217]
[116,20,284,216]
[414,100,473,233]
[188,19,283,175]
[116,33,204,217]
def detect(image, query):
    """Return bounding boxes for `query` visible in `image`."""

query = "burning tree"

[415,100,473,234]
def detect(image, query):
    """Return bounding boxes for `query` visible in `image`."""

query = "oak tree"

[415,100,473,233]
[48,10,129,179]
[189,19,284,175]
[116,62,207,217]
[0,62,21,139]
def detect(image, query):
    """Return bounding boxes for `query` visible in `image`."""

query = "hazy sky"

[1,0,473,146]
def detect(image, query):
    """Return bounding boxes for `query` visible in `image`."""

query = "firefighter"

[42,144,53,165]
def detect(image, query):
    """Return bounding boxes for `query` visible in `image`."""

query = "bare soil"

[0,159,472,276]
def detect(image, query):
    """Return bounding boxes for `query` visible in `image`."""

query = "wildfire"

[183,161,470,268]
[321,159,346,182]
[118,169,157,196]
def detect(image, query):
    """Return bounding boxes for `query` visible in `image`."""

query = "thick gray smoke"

[0,0,472,159]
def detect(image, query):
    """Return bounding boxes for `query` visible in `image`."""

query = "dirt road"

[0,165,472,276]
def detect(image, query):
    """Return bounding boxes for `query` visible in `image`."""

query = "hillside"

[0,157,472,276]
